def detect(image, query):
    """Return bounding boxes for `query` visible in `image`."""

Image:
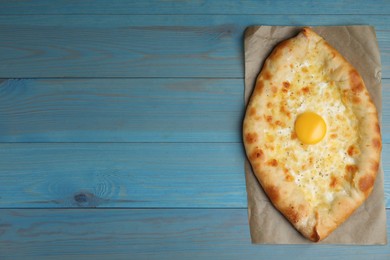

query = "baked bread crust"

[243,28,381,242]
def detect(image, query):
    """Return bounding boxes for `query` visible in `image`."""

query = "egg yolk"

[294,112,326,144]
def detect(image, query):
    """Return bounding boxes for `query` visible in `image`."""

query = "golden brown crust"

[243,27,381,242]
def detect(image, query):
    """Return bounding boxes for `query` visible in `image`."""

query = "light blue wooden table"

[0,1,389,259]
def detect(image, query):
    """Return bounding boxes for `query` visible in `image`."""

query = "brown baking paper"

[244,26,387,244]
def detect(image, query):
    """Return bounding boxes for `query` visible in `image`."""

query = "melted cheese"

[261,50,359,207]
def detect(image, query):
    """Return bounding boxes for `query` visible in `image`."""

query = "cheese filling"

[261,54,359,207]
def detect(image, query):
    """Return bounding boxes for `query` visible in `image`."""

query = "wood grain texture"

[0,78,389,142]
[0,208,389,260]
[0,2,389,258]
[0,142,388,208]
[0,15,389,78]
[0,78,243,142]
[0,0,389,15]
[0,143,246,208]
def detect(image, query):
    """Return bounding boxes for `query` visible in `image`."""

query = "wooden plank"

[382,145,390,207]
[0,78,243,142]
[0,15,389,78]
[0,208,389,259]
[0,142,388,208]
[0,78,389,143]
[382,79,390,143]
[0,0,389,15]
[0,143,246,208]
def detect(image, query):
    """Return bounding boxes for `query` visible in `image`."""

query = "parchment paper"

[244,26,387,244]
